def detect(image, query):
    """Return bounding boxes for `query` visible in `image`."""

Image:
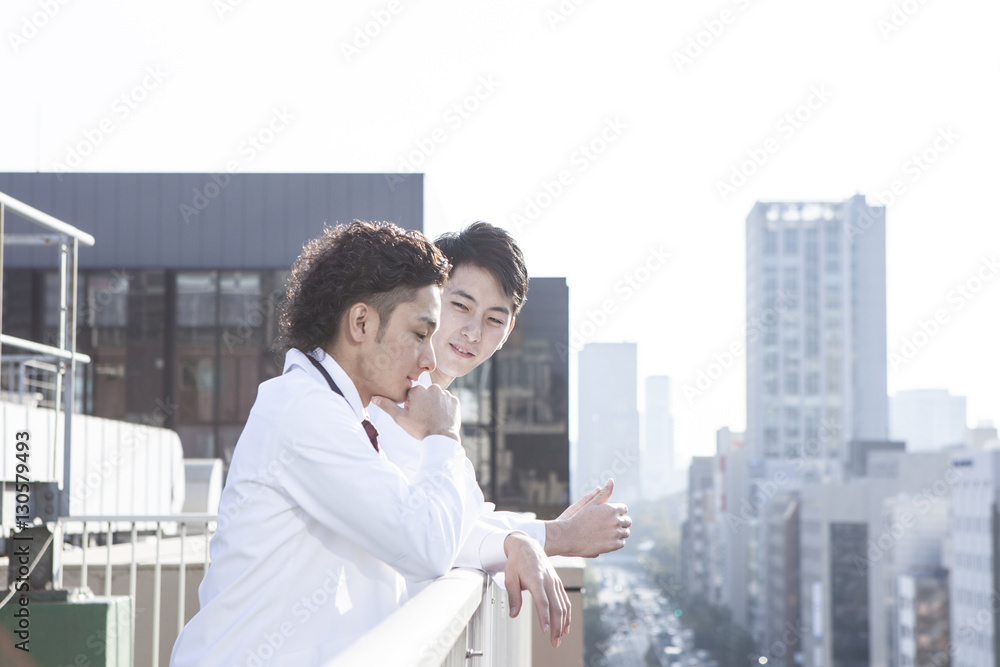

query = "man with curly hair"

[172,221,489,666]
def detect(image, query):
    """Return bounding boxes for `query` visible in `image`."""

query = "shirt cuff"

[479,530,514,572]
[523,519,546,548]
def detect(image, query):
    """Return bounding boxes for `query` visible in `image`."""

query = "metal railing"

[1,355,61,408]
[1,190,95,524]
[326,568,533,667]
[56,514,217,667]
[55,513,540,667]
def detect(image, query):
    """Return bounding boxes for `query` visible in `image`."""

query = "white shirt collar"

[283,347,368,421]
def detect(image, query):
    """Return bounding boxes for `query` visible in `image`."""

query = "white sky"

[3,0,998,466]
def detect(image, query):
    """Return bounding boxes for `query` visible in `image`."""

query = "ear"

[498,316,516,348]
[344,302,378,344]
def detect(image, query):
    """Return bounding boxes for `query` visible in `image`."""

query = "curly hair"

[434,222,528,317]
[274,221,450,355]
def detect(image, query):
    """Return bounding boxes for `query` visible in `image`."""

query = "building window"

[783,228,799,255]
[764,229,779,255]
[805,372,819,395]
[765,353,778,372]
[826,357,841,392]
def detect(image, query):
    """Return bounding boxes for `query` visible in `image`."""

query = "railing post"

[178,522,187,636]
[105,522,113,596]
[152,521,162,667]
[130,522,138,630]
[81,520,88,590]
[63,237,79,502]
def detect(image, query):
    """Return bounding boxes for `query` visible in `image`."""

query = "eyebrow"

[452,289,512,316]
[416,315,438,328]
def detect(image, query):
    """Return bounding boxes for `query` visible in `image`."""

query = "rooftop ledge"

[325,557,585,667]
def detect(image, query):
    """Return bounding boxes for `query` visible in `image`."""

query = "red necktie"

[362,419,380,452]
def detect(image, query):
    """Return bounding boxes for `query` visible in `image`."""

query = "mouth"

[449,342,475,359]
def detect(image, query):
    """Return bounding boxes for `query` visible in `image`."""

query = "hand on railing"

[502,532,570,648]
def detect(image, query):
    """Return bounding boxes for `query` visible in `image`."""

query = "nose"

[419,338,436,374]
[462,319,481,343]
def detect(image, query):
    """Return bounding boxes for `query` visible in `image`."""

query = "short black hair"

[274,221,450,355]
[434,222,528,316]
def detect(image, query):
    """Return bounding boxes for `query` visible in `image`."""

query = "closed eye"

[451,301,470,311]
[488,317,506,326]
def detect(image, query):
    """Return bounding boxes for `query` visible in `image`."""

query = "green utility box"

[0,592,132,666]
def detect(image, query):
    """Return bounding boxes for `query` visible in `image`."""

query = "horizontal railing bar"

[58,514,217,523]
[0,192,96,245]
[325,568,486,667]
[1,335,92,364]
[3,233,67,246]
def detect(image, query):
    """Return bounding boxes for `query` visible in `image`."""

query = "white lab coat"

[370,372,547,592]
[170,349,484,666]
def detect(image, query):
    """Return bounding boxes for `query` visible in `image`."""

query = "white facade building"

[890,389,967,451]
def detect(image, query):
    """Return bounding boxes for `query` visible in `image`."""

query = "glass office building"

[0,173,568,515]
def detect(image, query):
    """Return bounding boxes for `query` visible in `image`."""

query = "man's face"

[433,264,516,381]
[359,285,441,403]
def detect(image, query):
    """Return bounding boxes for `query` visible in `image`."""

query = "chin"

[438,359,468,380]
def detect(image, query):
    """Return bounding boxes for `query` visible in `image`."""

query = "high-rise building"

[947,449,1000,667]
[746,195,888,462]
[576,342,640,507]
[890,389,967,451]
[643,375,676,500]
[682,456,716,601]
[797,450,954,667]
[715,428,750,627]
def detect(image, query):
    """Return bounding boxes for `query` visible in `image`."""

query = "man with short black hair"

[372,222,631,648]
[171,221,485,666]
